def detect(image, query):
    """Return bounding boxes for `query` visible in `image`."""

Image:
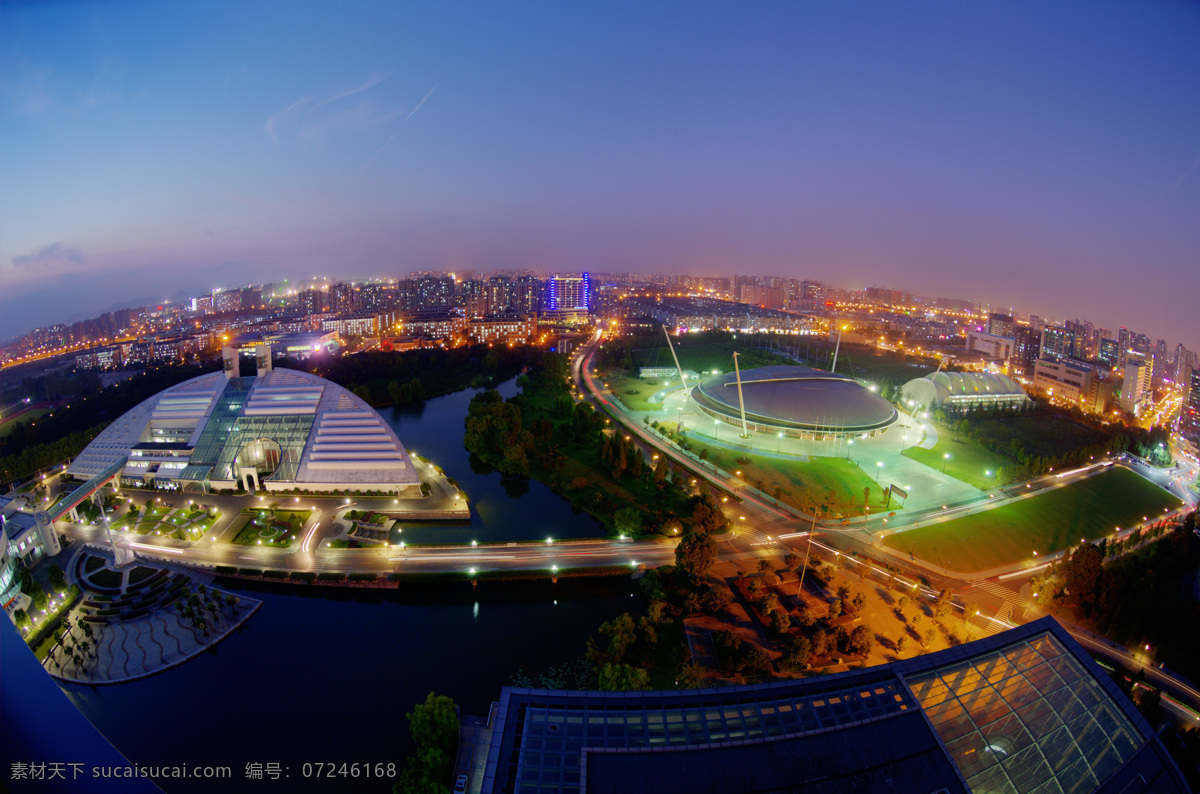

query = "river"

[51,379,637,793]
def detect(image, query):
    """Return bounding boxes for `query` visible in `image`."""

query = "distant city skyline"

[2,1,1197,347]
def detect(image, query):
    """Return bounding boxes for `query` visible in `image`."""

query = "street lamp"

[875,462,883,482]
[942,452,951,472]
[714,419,720,441]
[777,432,783,453]
[847,439,853,461]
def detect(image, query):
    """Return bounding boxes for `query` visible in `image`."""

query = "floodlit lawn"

[605,373,677,412]
[904,436,1011,490]
[0,407,52,437]
[883,467,1184,573]
[232,509,310,547]
[682,436,895,517]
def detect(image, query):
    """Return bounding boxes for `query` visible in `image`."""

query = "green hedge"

[238,568,263,577]
[263,570,287,579]
[289,571,317,583]
[214,565,236,576]
[317,572,346,582]
[348,572,377,582]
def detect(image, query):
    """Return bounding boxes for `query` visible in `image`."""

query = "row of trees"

[1034,512,1200,682]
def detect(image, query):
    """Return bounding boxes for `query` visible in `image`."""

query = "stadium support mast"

[732,352,752,439]
[662,326,689,392]
[830,325,843,374]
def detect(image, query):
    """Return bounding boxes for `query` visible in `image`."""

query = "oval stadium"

[689,364,898,440]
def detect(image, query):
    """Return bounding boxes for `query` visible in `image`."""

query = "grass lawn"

[232,508,310,547]
[882,467,1184,573]
[681,435,895,517]
[0,407,52,437]
[904,436,1012,490]
[605,372,679,412]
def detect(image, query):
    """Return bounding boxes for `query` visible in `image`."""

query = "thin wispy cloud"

[297,100,401,147]
[263,96,313,143]
[262,72,399,146]
[314,71,391,108]
[361,85,437,171]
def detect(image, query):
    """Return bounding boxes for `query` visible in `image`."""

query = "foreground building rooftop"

[480,617,1185,793]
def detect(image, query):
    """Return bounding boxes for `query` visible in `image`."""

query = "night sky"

[2,1,1197,347]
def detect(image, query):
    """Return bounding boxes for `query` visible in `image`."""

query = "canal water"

[51,380,637,793]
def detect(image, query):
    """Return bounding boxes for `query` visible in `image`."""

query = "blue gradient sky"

[2,1,1197,347]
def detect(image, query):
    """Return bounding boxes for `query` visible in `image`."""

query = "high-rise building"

[1118,358,1152,415]
[546,273,590,311]
[1013,325,1041,375]
[486,275,516,314]
[415,274,455,309]
[987,312,1014,338]
[1181,368,1200,442]
[1039,325,1078,361]
[460,279,487,318]
[515,275,541,315]
[1098,339,1119,368]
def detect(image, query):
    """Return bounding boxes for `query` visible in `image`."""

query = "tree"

[923,628,937,648]
[851,592,867,612]
[47,564,67,594]
[613,506,643,537]
[598,662,650,691]
[589,614,638,665]
[836,583,851,601]
[781,635,812,669]
[783,551,801,571]
[675,531,718,584]
[700,584,733,614]
[653,456,668,488]
[396,692,460,794]
[677,662,706,689]
[827,597,843,619]
[499,445,530,477]
[896,635,910,654]
[26,579,47,612]
[1062,542,1104,611]
[848,626,874,657]
[769,609,791,636]
[933,588,953,619]
[13,608,30,631]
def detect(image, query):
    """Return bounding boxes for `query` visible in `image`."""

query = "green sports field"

[882,467,1184,573]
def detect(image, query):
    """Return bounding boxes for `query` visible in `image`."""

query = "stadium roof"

[692,364,897,432]
[481,618,1187,794]
[901,371,1029,408]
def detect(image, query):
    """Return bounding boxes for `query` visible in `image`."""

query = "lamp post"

[875,462,883,483]
[942,452,951,472]
[847,439,853,462]
[714,419,720,441]
[777,432,783,453]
